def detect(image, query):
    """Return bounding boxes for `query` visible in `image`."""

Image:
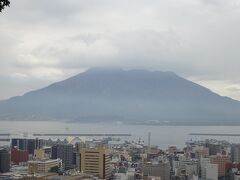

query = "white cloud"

[0,0,240,100]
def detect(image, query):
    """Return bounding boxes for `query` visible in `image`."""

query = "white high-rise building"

[231,144,240,163]
[200,158,210,179]
[205,163,218,180]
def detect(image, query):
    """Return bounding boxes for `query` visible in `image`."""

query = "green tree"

[0,0,10,12]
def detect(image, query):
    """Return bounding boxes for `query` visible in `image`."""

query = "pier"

[189,133,240,137]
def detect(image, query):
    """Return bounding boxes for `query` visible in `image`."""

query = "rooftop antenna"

[148,132,151,151]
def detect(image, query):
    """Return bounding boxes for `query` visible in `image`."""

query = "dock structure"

[0,134,11,142]
[33,133,131,137]
[189,133,240,137]
[0,133,131,141]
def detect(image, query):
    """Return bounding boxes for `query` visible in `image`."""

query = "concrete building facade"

[80,147,110,179]
[28,158,62,174]
[231,144,240,163]
[0,148,10,173]
[210,155,230,177]
[143,161,170,180]
[51,144,73,170]
[205,163,218,180]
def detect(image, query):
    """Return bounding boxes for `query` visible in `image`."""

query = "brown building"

[210,155,230,177]
[11,148,28,164]
[80,147,110,179]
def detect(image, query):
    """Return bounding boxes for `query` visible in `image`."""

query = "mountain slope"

[0,68,240,125]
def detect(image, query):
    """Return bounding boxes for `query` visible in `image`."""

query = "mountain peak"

[0,68,240,125]
[80,68,179,80]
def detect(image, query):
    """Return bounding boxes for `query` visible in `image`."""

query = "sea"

[1,121,240,149]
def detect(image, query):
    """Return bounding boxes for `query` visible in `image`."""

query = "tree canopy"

[0,0,10,12]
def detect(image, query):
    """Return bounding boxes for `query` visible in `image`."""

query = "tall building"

[148,132,151,149]
[12,138,28,151]
[11,148,28,164]
[205,143,221,155]
[73,151,80,169]
[231,144,240,163]
[175,159,198,179]
[27,139,37,155]
[200,158,210,179]
[0,148,10,173]
[11,138,43,155]
[205,163,218,180]
[210,155,230,177]
[80,147,110,179]
[184,161,198,178]
[35,138,44,149]
[200,157,218,180]
[51,144,74,170]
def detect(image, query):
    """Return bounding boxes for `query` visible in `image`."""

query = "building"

[184,161,198,178]
[80,147,110,179]
[172,155,198,179]
[147,176,161,180]
[200,158,210,179]
[27,139,38,155]
[75,142,86,152]
[12,138,28,151]
[193,146,209,159]
[0,148,10,173]
[11,148,28,164]
[205,163,218,180]
[231,144,240,163]
[11,138,44,155]
[210,155,230,177]
[234,172,240,180]
[168,146,177,155]
[28,158,62,174]
[73,151,80,169]
[34,148,45,160]
[127,168,136,180]
[114,173,128,180]
[51,144,74,170]
[206,143,221,156]
[143,161,170,180]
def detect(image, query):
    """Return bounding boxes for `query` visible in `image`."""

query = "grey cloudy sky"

[1,0,240,100]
